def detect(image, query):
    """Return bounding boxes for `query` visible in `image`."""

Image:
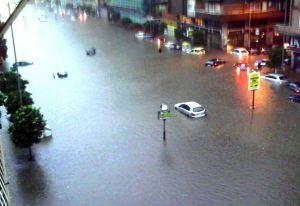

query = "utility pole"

[248,0,251,50]
[281,0,288,67]
[8,2,23,106]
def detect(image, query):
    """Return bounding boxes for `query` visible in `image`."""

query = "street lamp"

[281,0,288,67]
[8,2,23,106]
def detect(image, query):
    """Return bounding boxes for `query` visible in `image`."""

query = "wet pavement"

[1,4,300,206]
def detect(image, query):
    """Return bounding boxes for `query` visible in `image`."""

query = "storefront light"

[284,43,289,49]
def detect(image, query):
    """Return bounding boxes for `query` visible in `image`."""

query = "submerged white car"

[187,47,206,55]
[261,73,288,84]
[174,101,206,118]
[231,47,249,56]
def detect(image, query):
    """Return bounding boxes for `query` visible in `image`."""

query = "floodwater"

[1,4,300,206]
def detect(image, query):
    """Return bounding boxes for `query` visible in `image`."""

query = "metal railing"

[0,142,10,206]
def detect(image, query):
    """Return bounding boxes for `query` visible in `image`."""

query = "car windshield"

[241,50,247,53]
[193,107,204,112]
[279,76,288,80]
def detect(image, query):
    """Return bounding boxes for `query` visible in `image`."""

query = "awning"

[274,24,300,37]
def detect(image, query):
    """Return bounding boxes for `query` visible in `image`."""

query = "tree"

[121,17,132,28]
[0,38,8,61]
[0,71,29,95]
[9,106,45,160]
[175,27,185,41]
[193,30,205,46]
[5,90,34,115]
[0,92,6,107]
[158,22,167,36]
[143,21,151,33]
[267,46,287,69]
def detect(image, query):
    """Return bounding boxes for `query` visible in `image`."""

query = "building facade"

[165,0,287,50]
[275,0,300,70]
[108,0,168,24]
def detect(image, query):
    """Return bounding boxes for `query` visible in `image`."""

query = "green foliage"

[121,17,132,28]
[193,30,205,46]
[143,21,151,33]
[158,22,167,36]
[0,92,6,107]
[267,47,287,68]
[0,38,8,61]
[0,71,29,95]
[9,105,45,149]
[175,28,185,41]
[5,91,34,115]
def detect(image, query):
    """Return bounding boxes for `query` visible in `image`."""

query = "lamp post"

[248,0,251,50]
[8,2,23,106]
[281,0,288,67]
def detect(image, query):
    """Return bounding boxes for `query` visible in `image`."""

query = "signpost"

[248,71,260,109]
[158,104,171,141]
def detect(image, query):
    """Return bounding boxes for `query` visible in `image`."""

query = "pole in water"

[252,90,255,109]
[163,119,166,141]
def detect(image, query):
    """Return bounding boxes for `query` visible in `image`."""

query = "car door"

[184,105,191,115]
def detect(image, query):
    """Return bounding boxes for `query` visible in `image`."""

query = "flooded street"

[1,4,300,206]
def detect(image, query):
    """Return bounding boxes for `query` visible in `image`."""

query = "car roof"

[235,47,247,50]
[267,73,286,77]
[193,46,204,49]
[182,101,202,108]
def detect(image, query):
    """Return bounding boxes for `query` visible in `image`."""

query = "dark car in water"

[205,59,226,67]
[288,82,300,94]
[13,61,33,68]
[288,95,300,103]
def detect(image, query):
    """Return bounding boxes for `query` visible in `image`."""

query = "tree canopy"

[9,105,45,149]
[0,71,28,95]
[267,47,287,68]
[5,90,34,115]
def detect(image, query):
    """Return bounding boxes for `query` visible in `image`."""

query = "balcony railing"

[195,8,282,16]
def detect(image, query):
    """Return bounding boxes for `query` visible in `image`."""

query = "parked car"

[186,47,205,55]
[174,101,206,118]
[165,41,181,50]
[288,82,300,93]
[254,59,270,68]
[57,70,68,78]
[135,31,152,39]
[231,47,249,56]
[288,95,300,103]
[205,59,226,67]
[234,62,250,71]
[13,61,33,68]
[261,73,288,83]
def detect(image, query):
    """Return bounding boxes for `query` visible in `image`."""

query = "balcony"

[195,8,284,22]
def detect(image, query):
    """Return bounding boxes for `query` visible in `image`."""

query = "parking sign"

[248,72,260,91]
